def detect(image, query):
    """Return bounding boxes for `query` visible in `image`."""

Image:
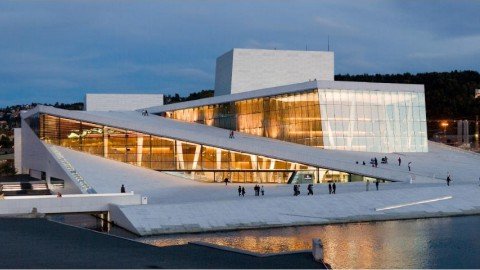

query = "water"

[138,216,480,269]
[51,214,480,268]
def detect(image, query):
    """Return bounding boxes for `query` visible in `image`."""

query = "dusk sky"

[0,0,479,107]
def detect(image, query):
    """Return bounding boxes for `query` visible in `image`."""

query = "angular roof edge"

[144,80,424,113]
[20,105,424,182]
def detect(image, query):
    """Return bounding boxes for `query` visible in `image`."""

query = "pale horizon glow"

[0,0,479,107]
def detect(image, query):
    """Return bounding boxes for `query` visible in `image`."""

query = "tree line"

[335,70,480,120]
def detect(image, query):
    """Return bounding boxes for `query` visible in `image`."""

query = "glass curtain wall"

[162,88,427,152]
[33,113,361,184]
[318,89,427,152]
[163,89,324,147]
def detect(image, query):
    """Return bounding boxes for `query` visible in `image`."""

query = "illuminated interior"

[160,88,428,152]
[162,89,324,147]
[26,113,376,184]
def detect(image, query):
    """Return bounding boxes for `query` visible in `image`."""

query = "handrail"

[48,146,96,194]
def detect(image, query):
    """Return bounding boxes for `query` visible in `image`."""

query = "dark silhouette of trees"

[164,90,214,105]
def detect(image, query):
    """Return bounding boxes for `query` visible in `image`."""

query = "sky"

[0,0,479,107]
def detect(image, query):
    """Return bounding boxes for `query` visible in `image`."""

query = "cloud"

[0,0,479,107]
[408,35,480,60]
[314,16,355,34]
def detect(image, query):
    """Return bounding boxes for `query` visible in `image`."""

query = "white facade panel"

[14,128,23,174]
[85,94,164,111]
[214,50,234,97]
[20,119,82,194]
[215,49,334,96]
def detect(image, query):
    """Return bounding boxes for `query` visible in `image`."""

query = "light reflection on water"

[139,216,480,269]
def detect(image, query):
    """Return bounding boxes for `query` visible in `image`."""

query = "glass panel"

[81,122,104,157]
[59,118,82,150]
[151,136,175,170]
[105,127,126,162]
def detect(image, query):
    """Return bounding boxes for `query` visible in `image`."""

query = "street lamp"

[440,121,449,137]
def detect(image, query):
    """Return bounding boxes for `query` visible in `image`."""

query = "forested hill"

[335,71,480,120]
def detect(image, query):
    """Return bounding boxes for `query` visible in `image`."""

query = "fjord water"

[140,215,480,269]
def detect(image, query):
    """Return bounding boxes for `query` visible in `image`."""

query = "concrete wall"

[13,128,24,174]
[0,193,142,215]
[214,50,235,96]
[215,49,334,96]
[85,94,164,111]
[20,119,82,194]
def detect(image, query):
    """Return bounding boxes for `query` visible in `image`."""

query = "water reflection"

[139,216,480,269]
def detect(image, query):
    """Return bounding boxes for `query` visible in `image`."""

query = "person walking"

[328,183,332,194]
[408,162,412,171]
[241,186,246,197]
[375,180,379,191]
[374,157,378,168]
[224,178,229,186]
[261,186,265,196]
[366,180,370,191]
[447,174,451,186]
[307,184,313,195]
[398,157,401,166]
[120,184,126,193]
[238,186,242,196]
[332,182,336,194]
[293,185,297,196]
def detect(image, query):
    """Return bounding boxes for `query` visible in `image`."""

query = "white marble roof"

[23,105,479,184]
[144,80,424,113]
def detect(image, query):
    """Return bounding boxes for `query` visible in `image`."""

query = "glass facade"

[319,89,428,152]
[27,113,375,184]
[161,88,428,152]
[162,90,324,147]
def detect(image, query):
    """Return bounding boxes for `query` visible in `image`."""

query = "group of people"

[293,182,337,196]
[328,182,337,194]
[237,186,246,197]
[253,184,264,196]
[366,180,380,191]
[398,157,412,171]
[228,130,235,139]
[141,110,149,116]
[355,156,413,172]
